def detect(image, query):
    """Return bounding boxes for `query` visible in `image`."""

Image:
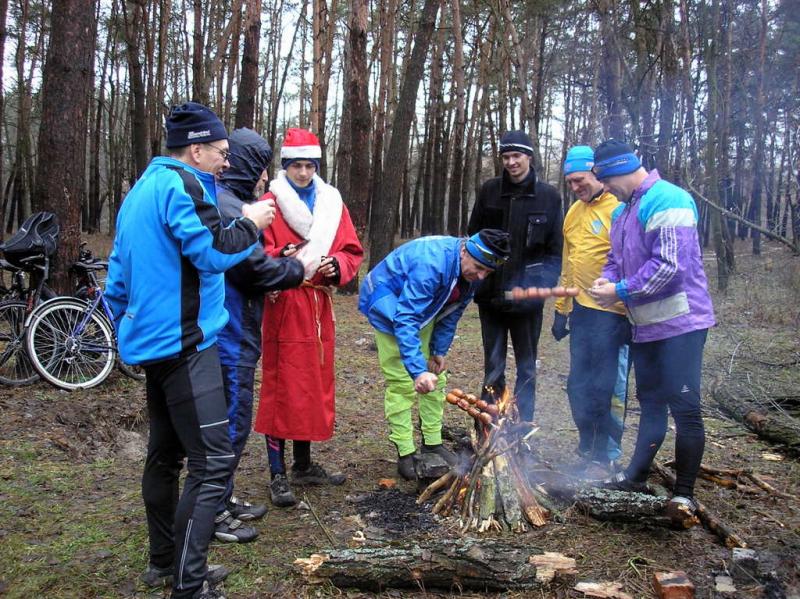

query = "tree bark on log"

[575,488,671,527]
[712,381,800,455]
[294,539,572,591]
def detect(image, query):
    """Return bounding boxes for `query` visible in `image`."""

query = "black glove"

[320,255,340,284]
[551,311,569,341]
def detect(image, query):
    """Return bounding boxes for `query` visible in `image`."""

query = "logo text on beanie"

[187,130,211,139]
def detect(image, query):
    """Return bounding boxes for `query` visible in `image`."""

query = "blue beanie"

[563,145,595,175]
[499,130,534,156]
[465,229,511,268]
[165,102,227,148]
[592,139,641,180]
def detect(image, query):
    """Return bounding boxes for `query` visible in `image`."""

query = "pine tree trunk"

[446,0,465,235]
[337,0,370,295]
[749,0,768,255]
[123,0,149,178]
[368,0,439,268]
[597,0,624,140]
[35,0,95,293]
[234,0,261,129]
[0,0,7,231]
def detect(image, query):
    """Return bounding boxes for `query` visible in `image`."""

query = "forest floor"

[0,236,798,599]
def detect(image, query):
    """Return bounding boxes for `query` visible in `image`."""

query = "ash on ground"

[350,488,440,535]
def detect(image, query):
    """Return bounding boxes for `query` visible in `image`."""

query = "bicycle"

[0,255,57,386]
[23,244,145,390]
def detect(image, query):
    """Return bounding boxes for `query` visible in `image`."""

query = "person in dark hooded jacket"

[213,128,305,543]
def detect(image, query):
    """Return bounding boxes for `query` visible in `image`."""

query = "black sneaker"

[291,462,346,486]
[270,473,298,507]
[214,510,258,543]
[140,563,230,588]
[227,495,267,521]
[422,444,457,466]
[397,454,416,481]
[193,580,226,599]
[600,471,650,493]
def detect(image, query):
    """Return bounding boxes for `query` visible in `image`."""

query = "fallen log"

[711,380,800,455]
[574,488,671,527]
[293,538,573,591]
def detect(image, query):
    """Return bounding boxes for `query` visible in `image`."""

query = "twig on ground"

[303,493,337,548]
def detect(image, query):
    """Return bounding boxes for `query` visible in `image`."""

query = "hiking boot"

[140,563,229,588]
[227,495,267,521]
[193,580,226,599]
[270,473,298,507]
[665,495,699,529]
[214,510,258,543]
[397,454,417,481]
[291,462,346,486]
[600,471,650,493]
[422,444,457,466]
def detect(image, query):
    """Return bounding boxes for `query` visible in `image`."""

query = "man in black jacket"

[212,128,305,543]
[467,130,563,423]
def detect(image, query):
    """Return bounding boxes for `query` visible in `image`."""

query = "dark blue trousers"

[142,345,231,599]
[625,329,708,497]
[219,363,256,506]
[478,305,543,422]
[567,303,630,461]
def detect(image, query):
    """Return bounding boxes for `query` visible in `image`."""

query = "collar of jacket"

[501,166,537,195]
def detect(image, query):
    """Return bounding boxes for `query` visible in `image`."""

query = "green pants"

[375,323,447,457]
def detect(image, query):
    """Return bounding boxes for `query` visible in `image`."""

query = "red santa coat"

[253,171,364,441]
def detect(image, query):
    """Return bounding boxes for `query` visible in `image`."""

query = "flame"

[498,386,512,413]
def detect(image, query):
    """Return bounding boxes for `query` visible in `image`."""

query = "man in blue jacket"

[106,103,275,599]
[359,230,510,480]
[213,128,305,543]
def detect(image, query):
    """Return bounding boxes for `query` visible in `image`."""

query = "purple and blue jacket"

[602,170,715,343]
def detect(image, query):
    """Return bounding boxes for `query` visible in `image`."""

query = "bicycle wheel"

[117,360,145,381]
[0,300,38,385]
[25,298,116,390]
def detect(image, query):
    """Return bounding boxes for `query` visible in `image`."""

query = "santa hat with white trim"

[280,128,321,172]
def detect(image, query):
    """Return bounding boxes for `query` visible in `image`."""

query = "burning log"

[420,388,551,532]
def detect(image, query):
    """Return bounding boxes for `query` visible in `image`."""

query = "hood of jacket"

[218,128,273,202]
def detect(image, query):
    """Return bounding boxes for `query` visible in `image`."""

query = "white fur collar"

[269,170,343,278]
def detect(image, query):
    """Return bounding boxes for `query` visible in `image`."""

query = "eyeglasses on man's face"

[205,143,231,161]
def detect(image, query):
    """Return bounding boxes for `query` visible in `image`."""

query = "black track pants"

[142,345,232,599]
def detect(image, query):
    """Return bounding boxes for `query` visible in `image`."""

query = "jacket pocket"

[526,213,548,249]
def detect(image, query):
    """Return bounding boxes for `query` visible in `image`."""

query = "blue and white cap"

[464,229,511,268]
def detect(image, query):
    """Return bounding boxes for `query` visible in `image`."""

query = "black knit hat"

[165,102,228,148]
[499,130,534,156]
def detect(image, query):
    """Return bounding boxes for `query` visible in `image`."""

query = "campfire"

[417,388,552,533]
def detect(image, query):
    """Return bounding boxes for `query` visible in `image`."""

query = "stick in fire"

[420,388,550,533]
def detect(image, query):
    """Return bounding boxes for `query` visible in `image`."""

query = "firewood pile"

[417,388,554,533]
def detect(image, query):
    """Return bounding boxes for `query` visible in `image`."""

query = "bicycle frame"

[70,272,120,355]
